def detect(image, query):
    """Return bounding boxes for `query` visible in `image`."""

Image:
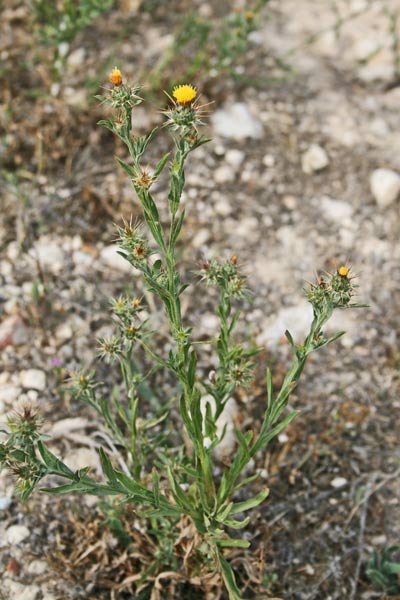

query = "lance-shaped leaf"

[229,487,269,515]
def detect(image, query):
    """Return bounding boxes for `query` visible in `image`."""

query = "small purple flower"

[51,358,63,367]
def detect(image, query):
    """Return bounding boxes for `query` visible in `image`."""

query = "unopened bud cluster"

[199,256,248,299]
[0,406,45,500]
[305,266,356,310]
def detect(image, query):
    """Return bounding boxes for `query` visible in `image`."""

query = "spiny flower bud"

[338,265,350,278]
[109,67,123,86]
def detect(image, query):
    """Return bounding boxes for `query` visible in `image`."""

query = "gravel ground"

[1,1,400,599]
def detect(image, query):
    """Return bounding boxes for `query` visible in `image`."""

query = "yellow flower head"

[338,265,350,278]
[109,67,123,86]
[172,84,197,105]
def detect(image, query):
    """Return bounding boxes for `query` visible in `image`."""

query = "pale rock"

[214,165,235,184]
[214,198,232,216]
[370,168,400,208]
[262,154,275,167]
[192,228,211,248]
[48,417,89,438]
[55,322,73,342]
[19,369,46,391]
[67,47,86,66]
[73,250,95,269]
[63,447,101,473]
[63,87,87,107]
[6,524,30,544]
[211,103,264,140]
[200,314,220,333]
[55,315,89,342]
[4,581,40,600]
[213,144,226,157]
[320,196,353,224]
[330,477,348,488]
[58,42,69,57]
[99,244,131,272]
[257,301,313,349]
[30,237,65,274]
[302,144,329,174]
[0,383,20,404]
[234,216,259,238]
[0,497,11,510]
[7,241,19,261]
[358,58,395,83]
[225,149,245,168]
[0,316,29,348]
[368,117,390,139]
[11,320,29,345]
[27,559,47,575]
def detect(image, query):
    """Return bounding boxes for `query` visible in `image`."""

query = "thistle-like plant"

[0,70,366,599]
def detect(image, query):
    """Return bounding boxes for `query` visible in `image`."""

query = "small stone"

[214,165,235,184]
[19,369,46,391]
[27,559,47,575]
[99,244,131,272]
[54,322,73,342]
[30,237,65,273]
[302,144,329,174]
[370,168,400,208]
[330,477,348,488]
[257,302,313,349]
[320,196,353,223]
[63,447,101,473]
[192,228,210,248]
[67,47,86,66]
[211,103,264,140]
[0,384,21,404]
[225,149,245,168]
[262,154,275,167]
[0,497,12,510]
[6,524,30,544]
[214,198,232,216]
[0,316,29,349]
[4,581,40,600]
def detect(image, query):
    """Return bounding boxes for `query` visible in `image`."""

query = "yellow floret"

[172,84,197,105]
[109,67,123,86]
[338,266,350,277]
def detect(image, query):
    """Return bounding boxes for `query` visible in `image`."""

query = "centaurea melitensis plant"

[0,70,365,599]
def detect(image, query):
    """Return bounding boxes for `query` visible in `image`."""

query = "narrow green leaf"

[115,156,136,178]
[154,152,170,178]
[229,487,269,515]
[98,448,118,485]
[285,329,296,349]
[187,350,197,391]
[266,367,273,409]
[224,516,250,529]
[218,553,243,600]
[215,538,250,549]
[37,441,75,478]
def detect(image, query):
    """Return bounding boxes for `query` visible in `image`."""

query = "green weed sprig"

[0,71,365,599]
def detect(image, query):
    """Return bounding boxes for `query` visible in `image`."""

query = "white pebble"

[370,168,400,208]
[6,524,30,544]
[0,497,12,510]
[330,477,348,488]
[225,149,245,168]
[99,244,131,272]
[211,103,264,140]
[19,369,46,391]
[302,144,329,174]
